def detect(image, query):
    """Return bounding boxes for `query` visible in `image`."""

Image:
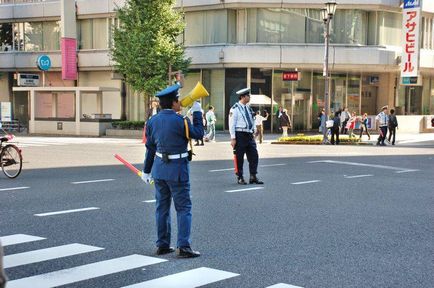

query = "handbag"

[326,120,334,128]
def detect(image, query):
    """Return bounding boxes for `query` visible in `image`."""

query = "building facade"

[1,0,434,134]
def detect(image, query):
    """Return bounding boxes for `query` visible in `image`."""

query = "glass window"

[331,10,367,45]
[13,23,24,51]
[43,21,60,51]
[25,22,43,51]
[225,68,247,129]
[93,18,108,49]
[377,12,401,46]
[281,9,306,43]
[185,10,228,45]
[202,69,225,130]
[227,9,237,44]
[331,74,348,113]
[79,19,93,49]
[247,8,305,43]
[0,23,13,51]
[361,76,378,115]
[347,74,360,114]
[306,9,324,43]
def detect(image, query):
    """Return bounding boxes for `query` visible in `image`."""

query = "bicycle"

[0,130,22,179]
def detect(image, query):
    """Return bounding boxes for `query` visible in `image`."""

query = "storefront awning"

[249,94,277,106]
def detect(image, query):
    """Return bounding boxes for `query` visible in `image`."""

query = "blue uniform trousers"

[235,131,259,177]
[154,179,192,248]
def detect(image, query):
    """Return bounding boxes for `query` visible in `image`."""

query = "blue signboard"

[403,0,421,9]
[36,55,51,71]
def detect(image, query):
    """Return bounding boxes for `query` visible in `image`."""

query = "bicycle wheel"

[1,144,22,179]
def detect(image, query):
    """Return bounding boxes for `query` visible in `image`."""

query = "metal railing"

[0,120,26,133]
[0,0,58,4]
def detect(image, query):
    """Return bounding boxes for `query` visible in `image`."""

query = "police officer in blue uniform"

[142,84,203,258]
[229,88,264,185]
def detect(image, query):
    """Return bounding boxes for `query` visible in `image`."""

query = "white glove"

[141,172,153,184]
[190,101,201,113]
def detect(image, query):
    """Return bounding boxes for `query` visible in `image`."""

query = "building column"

[29,90,35,134]
[75,89,81,135]
[96,92,103,114]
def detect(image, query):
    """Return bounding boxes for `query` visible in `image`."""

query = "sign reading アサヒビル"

[401,0,421,79]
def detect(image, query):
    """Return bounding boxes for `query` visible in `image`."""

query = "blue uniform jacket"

[144,109,204,182]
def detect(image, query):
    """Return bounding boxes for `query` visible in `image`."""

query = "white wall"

[78,71,121,119]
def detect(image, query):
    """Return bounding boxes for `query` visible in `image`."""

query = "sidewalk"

[213,131,434,146]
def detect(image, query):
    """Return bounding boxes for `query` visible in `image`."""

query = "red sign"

[282,71,299,81]
[61,37,77,80]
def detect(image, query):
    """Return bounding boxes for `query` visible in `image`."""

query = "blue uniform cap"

[236,88,250,96]
[156,84,180,98]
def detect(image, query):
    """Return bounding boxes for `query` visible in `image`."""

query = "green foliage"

[111,0,190,97]
[276,135,362,144]
[112,120,145,130]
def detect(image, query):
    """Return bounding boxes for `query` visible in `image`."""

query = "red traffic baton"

[114,154,142,177]
[233,149,238,175]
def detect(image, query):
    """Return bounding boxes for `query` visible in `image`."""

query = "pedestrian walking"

[375,106,389,146]
[318,109,326,134]
[142,84,204,258]
[275,106,283,133]
[388,108,398,145]
[347,111,357,138]
[330,111,340,145]
[340,107,350,134]
[280,109,291,137]
[194,108,206,146]
[229,88,264,185]
[205,106,217,142]
[147,99,161,120]
[254,110,268,144]
[359,113,371,140]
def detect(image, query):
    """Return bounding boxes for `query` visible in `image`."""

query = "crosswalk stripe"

[266,284,303,288]
[4,243,104,268]
[0,234,45,247]
[7,254,167,288]
[121,267,239,288]
[34,207,100,217]
[0,187,30,192]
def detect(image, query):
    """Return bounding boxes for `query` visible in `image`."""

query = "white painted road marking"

[34,207,100,217]
[4,243,104,268]
[225,187,265,193]
[71,179,115,184]
[266,284,304,288]
[142,200,156,203]
[260,164,286,168]
[7,254,167,288]
[0,187,30,192]
[309,160,419,173]
[121,267,239,288]
[210,163,286,172]
[291,180,321,185]
[344,174,373,179]
[209,168,234,172]
[0,234,45,247]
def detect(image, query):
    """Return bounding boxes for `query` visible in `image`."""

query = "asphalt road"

[0,137,433,288]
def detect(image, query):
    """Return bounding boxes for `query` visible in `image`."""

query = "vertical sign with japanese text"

[61,37,77,80]
[401,0,422,78]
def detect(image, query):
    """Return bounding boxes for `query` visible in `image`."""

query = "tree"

[111,0,190,119]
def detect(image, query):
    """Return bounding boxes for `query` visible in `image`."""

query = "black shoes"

[176,247,200,258]
[237,176,247,185]
[249,175,264,184]
[238,175,264,184]
[156,246,175,255]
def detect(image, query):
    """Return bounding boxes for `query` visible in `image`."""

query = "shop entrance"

[292,91,310,131]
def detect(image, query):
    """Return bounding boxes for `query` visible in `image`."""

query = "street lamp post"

[321,1,337,144]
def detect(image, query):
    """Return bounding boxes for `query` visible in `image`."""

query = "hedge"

[274,134,364,145]
[111,121,145,130]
